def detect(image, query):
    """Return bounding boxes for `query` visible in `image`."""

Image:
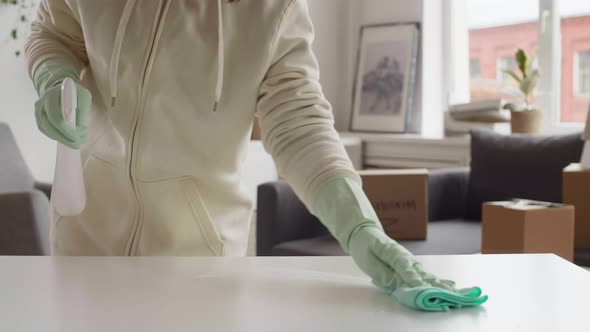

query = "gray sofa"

[257,130,590,265]
[0,123,51,255]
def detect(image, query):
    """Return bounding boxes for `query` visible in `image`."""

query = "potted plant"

[502,49,542,134]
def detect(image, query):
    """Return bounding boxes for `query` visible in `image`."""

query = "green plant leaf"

[520,77,534,95]
[10,29,17,40]
[20,15,26,22]
[520,69,540,95]
[516,49,528,78]
[503,103,518,112]
[503,70,522,83]
[528,69,540,88]
[15,50,21,57]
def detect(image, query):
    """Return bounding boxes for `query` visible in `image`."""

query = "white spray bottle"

[50,78,87,216]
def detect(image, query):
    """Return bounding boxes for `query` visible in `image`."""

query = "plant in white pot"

[502,49,542,134]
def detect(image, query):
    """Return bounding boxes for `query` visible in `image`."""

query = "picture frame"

[350,23,420,133]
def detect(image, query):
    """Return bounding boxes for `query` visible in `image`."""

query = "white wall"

[310,0,448,136]
[307,0,351,130]
[421,0,445,136]
[0,6,56,182]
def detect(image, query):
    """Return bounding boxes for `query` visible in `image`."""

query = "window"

[464,0,590,128]
[497,56,516,83]
[575,51,590,96]
[560,1,590,124]
[470,59,481,79]
[467,0,538,103]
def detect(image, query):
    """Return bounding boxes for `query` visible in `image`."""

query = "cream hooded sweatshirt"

[24,0,359,256]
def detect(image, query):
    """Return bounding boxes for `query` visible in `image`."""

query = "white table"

[1,254,588,332]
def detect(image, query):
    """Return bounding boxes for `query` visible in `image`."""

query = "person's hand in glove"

[32,59,91,149]
[312,176,488,312]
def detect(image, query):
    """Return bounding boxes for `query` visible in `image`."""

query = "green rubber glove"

[312,176,488,311]
[32,59,91,149]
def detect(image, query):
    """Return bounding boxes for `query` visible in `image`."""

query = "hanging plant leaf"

[21,15,26,22]
[15,50,21,57]
[11,29,17,40]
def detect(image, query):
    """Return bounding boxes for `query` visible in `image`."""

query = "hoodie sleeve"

[256,0,360,209]
[24,0,87,78]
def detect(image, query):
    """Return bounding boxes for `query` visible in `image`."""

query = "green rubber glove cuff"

[311,175,383,252]
[32,58,81,96]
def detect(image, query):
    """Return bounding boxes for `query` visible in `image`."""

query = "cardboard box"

[482,200,575,261]
[563,163,590,248]
[358,169,428,240]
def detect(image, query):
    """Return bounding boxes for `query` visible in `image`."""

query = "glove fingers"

[373,240,425,288]
[427,279,456,292]
[39,87,83,142]
[365,252,406,291]
[417,269,456,291]
[38,111,81,149]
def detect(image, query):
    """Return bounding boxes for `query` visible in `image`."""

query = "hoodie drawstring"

[110,0,225,113]
[213,0,225,112]
[110,0,137,107]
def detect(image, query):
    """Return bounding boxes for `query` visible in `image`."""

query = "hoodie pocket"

[183,179,225,256]
[137,177,224,256]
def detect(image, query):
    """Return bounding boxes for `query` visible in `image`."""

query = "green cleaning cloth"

[378,283,488,312]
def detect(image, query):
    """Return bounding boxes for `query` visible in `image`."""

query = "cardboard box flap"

[487,199,570,211]
[509,199,569,210]
[564,163,590,173]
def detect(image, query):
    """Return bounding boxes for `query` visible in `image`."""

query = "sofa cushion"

[272,235,346,256]
[272,219,482,256]
[0,190,50,255]
[428,168,469,221]
[399,220,482,255]
[574,249,590,267]
[466,130,584,220]
[0,123,35,193]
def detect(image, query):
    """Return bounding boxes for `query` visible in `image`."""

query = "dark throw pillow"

[465,129,584,220]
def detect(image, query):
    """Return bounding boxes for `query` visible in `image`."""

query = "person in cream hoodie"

[25,0,489,306]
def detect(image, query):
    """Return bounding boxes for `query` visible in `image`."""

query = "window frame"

[496,56,516,83]
[574,51,590,97]
[469,58,481,80]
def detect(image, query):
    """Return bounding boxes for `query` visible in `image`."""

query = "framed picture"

[350,23,420,133]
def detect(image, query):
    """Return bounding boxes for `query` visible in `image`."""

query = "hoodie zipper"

[126,0,168,256]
